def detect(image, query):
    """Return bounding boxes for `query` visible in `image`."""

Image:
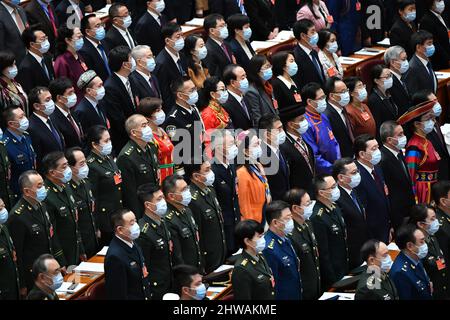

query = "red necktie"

[47,5,58,37]
[67,114,81,140]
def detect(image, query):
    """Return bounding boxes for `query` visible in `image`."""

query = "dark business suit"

[245,84,277,128]
[404,54,438,94]
[390,74,412,117]
[293,45,325,89]
[16,52,55,94]
[164,0,195,24]
[244,0,276,41]
[153,48,188,111]
[271,77,301,110]
[103,26,137,53]
[78,37,110,81]
[261,141,290,201]
[0,3,28,64]
[355,161,391,243]
[74,97,108,134]
[50,106,83,149]
[367,88,399,135]
[104,236,151,300]
[208,0,241,19]
[28,113,65,169]
[389,17,416,58]
[129,71,162,101]
[204,37,234,78]
[273,0,299,31]
[222,92,252,130]
[336,186,370,269]
[227,38,255,72]
[419,10,450,70]
[324,103,354,158]
[428,127,450,180]
[55,0,85,28]
[101,73,138,153]
[134,11,167,56]
[380,146,415,231]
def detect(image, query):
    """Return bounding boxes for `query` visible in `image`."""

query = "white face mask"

[281,218,294,235]
[154,199,168,217]
[250,145,262,160]
[276,130,286,145]
[226,144,238,161]
[203,171,215,186]
[153,110,166,126]
[302,200,316,220]
[254,236,266,253]
[297,119,309,135]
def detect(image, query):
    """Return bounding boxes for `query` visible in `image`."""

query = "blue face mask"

[415,243,428,259]
[197,46,208,60]
[100,141,112,156]
[94,86,105,101]
[425,44,435,57]
[0,208,8,224]
[0,128,2,140]
[315,98,327,113]
[219,26,229,39]
[95,27,106,41]
[6,66,18,79]
[77,165,89,180]
[61,167,72,183]
[369,149,382,165]
[261,68,273,81]
[74,38,84,51]
[146,57,156,72]
[357,88,367,102]
[128,223,140,240]
[303,200,316,220]
[38,40,50,54]
[173,38,185,51]
[122,15,132,29]
[308,32,319,46]
[327,41,338,53]
[65,94,77,108]
[404,11,416,22]
[433,102,442,117]
[36,186,47,202]
[422,119,435,134]
[243,27,252,41]
[193,283,206,300]
[287,62,298,76]
[186,91,199,105]
[49,272,64,291]
[18,118,29,132]
[217,90,229,104]
[140,126,153,142]
[399,60,410,74]
[10,0,21,5]
[129,58,136,72]
[239,78,249,93]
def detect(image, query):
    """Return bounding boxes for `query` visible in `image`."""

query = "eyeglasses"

[379,74,392,80]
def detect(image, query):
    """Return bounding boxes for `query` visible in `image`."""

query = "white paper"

[269,30,294,42]
[95,4,111,18]
[213,265,234,273]
[377,38,391,46]
[319,292,355,300]
[387,242,400,251]
[56,282,87,293]
[208,286,227,293]
[185,18,205,26]
[339,56,364,65]
[354,48,385,56]
[74,262,104,273]
[232,248,243,256]
[435,72,450,80]
[181,25,200,34]
[251,41,277,51]
[97,246,109,256]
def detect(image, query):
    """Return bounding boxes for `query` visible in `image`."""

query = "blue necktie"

[350,190,362,214]
[41,59,50,80]
[310,51,324,82]
[47,119,63,150]
[176,59,186,76]
[426,62,436,92]
[98,44,111,75]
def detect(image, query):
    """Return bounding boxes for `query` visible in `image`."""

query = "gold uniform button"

[120,200,122,203]
[154,282,157,286]
[102,208,106,212]
[118,187,121,191]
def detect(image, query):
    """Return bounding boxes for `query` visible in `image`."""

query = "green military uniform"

[189,183,226,274]
[311,201,349,290]
[0,224,20,300]
[117,140,159,219]
[7,197,65,290]
[288,220,321,300]
[355,269,399,300]
[436,207,450,268]
[136,214,173,300]
[423,234,449,299]
[27,285,59,300]
[231,250,275,300]
[164,203,203,273]
[69,178,98,259]
[0,142,16,210]
[87,151,123,244]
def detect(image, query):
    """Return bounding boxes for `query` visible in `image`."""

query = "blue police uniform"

[263,229,302,300]
[2,129,36,195]
[389,251,433,300]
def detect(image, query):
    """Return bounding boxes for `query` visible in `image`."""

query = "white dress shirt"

[113,25,135,48]
[33,112,52,131]
[357,160,375,180]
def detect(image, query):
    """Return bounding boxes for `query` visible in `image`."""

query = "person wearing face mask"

[271,51,302,111]
[27,254,62,300]
[16,28,55,94]
[310,174,349,290]
[367,64,400,134]
[86,125,123,247]
[292,19,325,89]
[355,239,399,300]
[432,181,450,265]
[262,200,302,300]
[324,77,355,158]
[0,197,20,300]
[259,114,290,201]
[279,103,315,193]
[302,82,340,175]
[236,131,271,224]
[117,114,159,220]
[204,13,236,78]
[419,0,450,70]
[200,76,232,134]
[404,30,438,95]
[163,175,203,273]
[383,46,413,116]
[8,170,66,295]
[0,128,15,212]
[104,3,136,51]
[354,134,391,244]
[54,26,88,102]
[42,151,86,267]
[134,0,168,56]
[0,51,28,111]
[226,14,255,72]
[333,158,370,269]
[28,86,65,169]
[379,121,416,232]
[184,35,209,89]
[389,0,417,59]
[284,189,320,300]
[130,45,162,100]
[105,209,152,300]
[2,106,35,199]
[408,204,450,299]
[399,100,440,204]
[135,183,173,300]
[138,97,175,183]
[66,147,99,259]
[49,77,83,149]
[173,264,207,301]
[317,29,343,80]
[232,219,275,300]
[186,159,227,274]
[390,224,433,300]
[0,0,28,65]
[75,70,109,133]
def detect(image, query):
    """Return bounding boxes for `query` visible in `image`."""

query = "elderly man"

[130,45,162,100]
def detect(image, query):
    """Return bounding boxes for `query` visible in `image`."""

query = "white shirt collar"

[113,25,129,36]
[86,36,100,48]
[85,95,98,108]
[56,105,69,117]
[228,89,243,103]
[29,50,43,64]
[115,235,133,248]
[178,103,193,114]
[340,184,353,196]
[266,142,279,158]
[329,100,344,114]
[416,54,430,68]
[391,69,402,81]
[114,72,129,87]
[431,10,448,27]
[287,131,301,142]
[384,144,399,157]
[33,112,49,126]
[299,43,313,56]
[137,69,150,82]
[211,36,223,46]
[357,160,374,175]
[277,75,294,89]
[1,2,14,14]
[147,9,160,23]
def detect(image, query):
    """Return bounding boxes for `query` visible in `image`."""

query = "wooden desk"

[255,38,297,56]
[342,47,387,77]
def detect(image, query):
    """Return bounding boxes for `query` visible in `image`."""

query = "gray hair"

[18,170,40,191]
[32,254,55,281]
[380,120,400,143]
[384,46,406,67]
[125,114,146,136]
[131,45,151,61]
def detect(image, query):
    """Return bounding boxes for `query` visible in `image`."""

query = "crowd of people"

[0,0,449,301]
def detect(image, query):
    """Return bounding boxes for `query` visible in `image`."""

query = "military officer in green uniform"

[432,181,450,267]
[66,147,99,258]
[7,170,65,295]
[310,174,349,290]
[42,151,86,266]
[117,114,159,220]
[27,254,61,300]
[0,198,20,300]
[162,175,203,273]
[232,219,275,300]
[136,183,173,300]
[355,239,399,300]
[284,188,321,300]
[86,125,123,247]
[0,131,16,210]
[185,160,227,274]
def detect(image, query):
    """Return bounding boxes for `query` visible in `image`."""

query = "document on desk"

[232,248,243,256]
[339,57,364,65]
[97,246,109,256]
[435,72,450,80]
[269,30,295,42]
[74,262,104,274]
[181,25,199,34]
[185,18,205,26]
[251,41,277,51]
[95,4,111,19]
[213,265,234,273]
[354,48,386,56]
[377,38,391,46]
[319,292,355,300]
[56,282,87,294]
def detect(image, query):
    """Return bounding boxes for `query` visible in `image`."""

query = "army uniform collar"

[293,219,306,231]
[45,178,64,193]
[22,196,40,211]
[317,199,335,212]
[90,150,109,162]
[129,138,148,153]
[143,213,162,227]
[70,178,83,187]
[243,249,260,263]
[167,202,186,216]
[437,206,450,219]
[191,181,209,194]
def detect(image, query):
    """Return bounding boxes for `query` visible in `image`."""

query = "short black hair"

[370,64,388,85]
[137,183,161,204]
[183,160,204,180]
[171,75,191,95]
[204,13,224,33]
[343,76,362,102]
[162,174,185,197]
[396,223,420,250]
[32,254,55,281]
[65,147,83,167]
[56,24,75,56]
[222,64,240,86]
[312,174,331,198]
[41,151,65,176]
[234,219,264,249]
[137,97,163,117]
[227,13,249,38]
[265,200,290,225]
[109,2,126,18]
[173,264,200,295]
[200,76,221,104]
[301,82,322,101]
[432,180,450,205]
[271,51,291,77]
[247,54,269,89]
[49,77,73,101]
[80,14,96,35]
[108,45,131,72]
[2,105,22,125]
[397,0,416,11]
[258,113,280,130]
[324,76,343,96]
[22,26,42,49]
[410,30,433,53]
[86,125,108,148]
[360,239,380,262]
[0,50,16,72]
[28,86,49,110]
[283,188,307,209]
[293,19,314,40]
[161,22,182,41]
[354,134,375,158]
[408,204,432,225]
[111,208,132,229]
[18,170,40,191]
[332,157,354,180]
[317,29,336,50]
[411,89,434,106]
